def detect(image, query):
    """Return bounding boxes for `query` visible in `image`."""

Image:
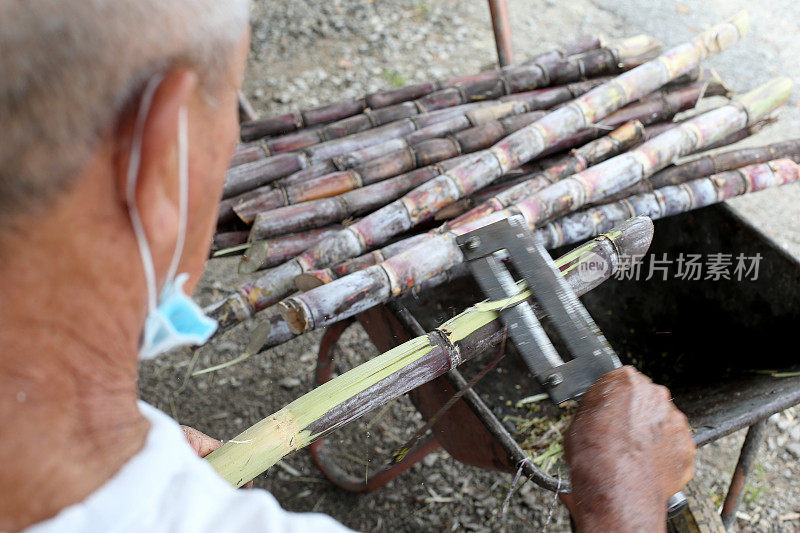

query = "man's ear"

[117,70,198,284]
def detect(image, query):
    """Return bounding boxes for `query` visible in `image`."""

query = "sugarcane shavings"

[507,400,578,475]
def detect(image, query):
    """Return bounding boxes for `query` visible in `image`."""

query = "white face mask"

[125,76,218,360]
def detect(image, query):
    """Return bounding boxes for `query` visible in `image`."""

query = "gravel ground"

[140,1,800,531]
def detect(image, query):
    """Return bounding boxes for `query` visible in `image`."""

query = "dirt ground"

[139,1,800,531]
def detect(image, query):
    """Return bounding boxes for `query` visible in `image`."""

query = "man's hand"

[564,366,695,532]
[181,426,254,488]
[181,425,222,458]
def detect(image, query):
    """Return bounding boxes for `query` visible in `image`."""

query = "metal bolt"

[546,373,563,387]
[466,236,481,249]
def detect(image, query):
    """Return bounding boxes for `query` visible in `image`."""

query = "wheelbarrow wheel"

[667,479,726,533]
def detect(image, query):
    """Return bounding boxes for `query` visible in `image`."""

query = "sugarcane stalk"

[207,14,749,333]
[499,78,788,231]
[276,77,789,335]
[433,174,535,221]
[449,120,645,226]
[205,216,653,486]
[245,78,717,239]
[236,75,703,221]
[247,156,540,242]
[250,36,658,153]
[651,138,800,187]
[536,159,800,249]
[473,77,726,174]
[293,120,639,283]
[225,78,611,201]
[211,231,249,254]
[237,35,616,141]
[230,142,268,167]
[294,233,438,289]
[232,110,549,224]
[222,102,492,199]
[238,225,344,274]
[519,35,603,66]
[599,121,775,203]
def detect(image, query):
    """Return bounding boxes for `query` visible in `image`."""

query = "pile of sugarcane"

[202,13,800,486]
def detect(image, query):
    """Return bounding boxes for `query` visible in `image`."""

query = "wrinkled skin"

[564,366,695,532]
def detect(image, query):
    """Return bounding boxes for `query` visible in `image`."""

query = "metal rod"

[487,0,514,67]
[238,91,259,124]
[720,419,768,529]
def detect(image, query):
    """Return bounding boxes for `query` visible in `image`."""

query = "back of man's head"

[0,0,249,224]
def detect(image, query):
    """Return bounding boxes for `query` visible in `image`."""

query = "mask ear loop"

[125,75,164,313]
[165,106,189,284]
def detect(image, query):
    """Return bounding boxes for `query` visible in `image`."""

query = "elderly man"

[0,1,694,531]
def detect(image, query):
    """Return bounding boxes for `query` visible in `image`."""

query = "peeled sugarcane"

[232,110,549,224]
[276,77,789,335]
[448,120,645,226]
[205,216,653,486]
[238,225,344,272]
[246,80,717,240]
[206,14,749,334]
[238,35,605,141]
[536,159,800,249]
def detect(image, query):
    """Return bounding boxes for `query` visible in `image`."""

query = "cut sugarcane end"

[278,299,310,334]
[246,320,273,355]
[239,240,269,274]
[699,11,749,53]
[295,272,330,291]
[614,34,663,60]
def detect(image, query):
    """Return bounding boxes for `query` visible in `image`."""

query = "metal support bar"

[487,0,514,67]
[238,91,258,124]
[720,419,768,529]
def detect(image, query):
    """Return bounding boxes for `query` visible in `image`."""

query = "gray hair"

[0,0,250,222]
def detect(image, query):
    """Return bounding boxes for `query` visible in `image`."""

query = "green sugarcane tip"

[738,77,793,123]
[728,11,750,38]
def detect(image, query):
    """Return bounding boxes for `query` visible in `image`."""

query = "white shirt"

[23,402,354,533]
